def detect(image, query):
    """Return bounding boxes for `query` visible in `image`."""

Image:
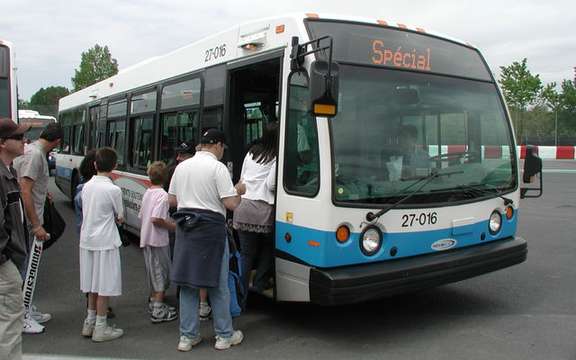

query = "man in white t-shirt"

[168,129,246,351]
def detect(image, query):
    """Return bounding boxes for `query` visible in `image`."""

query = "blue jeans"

[179,243,233,338]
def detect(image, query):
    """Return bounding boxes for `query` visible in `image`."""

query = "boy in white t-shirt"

[139,161,177,323]
[79,147,125,342]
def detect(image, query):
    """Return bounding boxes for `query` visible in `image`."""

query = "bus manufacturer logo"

[431,239,457,251]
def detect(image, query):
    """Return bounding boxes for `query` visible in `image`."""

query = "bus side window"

[130,115,154,170]
[284,71,320,196]
[159,110,199,164]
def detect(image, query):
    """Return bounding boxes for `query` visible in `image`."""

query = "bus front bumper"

[309,236,527,306]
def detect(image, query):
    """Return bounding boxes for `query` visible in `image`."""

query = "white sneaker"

[199,302,211,319]
[23,312,45,334]
[214,330,243,350]
[81,320,95,337]
[91,324,124,342]
[177,335,202,351]
[30,305,52,324]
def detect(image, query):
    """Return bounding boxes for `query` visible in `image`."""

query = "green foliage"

[71,44,118,92]
[541,82,561,111]
[561,80,576,113]
[499,58,543,142]
[18,98,30,110]
[499,58,543,111]
[28,86,70,117]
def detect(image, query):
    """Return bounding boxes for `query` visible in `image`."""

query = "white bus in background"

[55,13,543,305]
[0,39,17,121]
[18,109,57,142]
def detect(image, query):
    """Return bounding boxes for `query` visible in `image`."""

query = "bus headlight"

[360,226,382,256]
[489,211,502,235]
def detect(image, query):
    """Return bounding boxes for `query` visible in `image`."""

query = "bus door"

[225,53,282,182]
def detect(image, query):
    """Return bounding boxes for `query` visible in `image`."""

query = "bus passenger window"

[106,120,126,166]
[73,124,84,155]
[113,120,126,166]
[160,111,199,164]
[284,71,319,196]
[131,116,153,170]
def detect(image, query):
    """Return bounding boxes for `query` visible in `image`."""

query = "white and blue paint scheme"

[55,14,537,306]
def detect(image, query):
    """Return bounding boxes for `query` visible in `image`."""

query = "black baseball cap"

[39,122,64,141]
[200,129,226,146]
[0,118,31,138]
[175,141,195,154]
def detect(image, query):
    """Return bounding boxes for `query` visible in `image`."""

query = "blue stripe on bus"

[275,214,518,268]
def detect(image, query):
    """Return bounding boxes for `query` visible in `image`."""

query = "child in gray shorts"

[139,161,177,323]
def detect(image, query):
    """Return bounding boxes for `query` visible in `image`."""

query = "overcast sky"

[2,0,575,100]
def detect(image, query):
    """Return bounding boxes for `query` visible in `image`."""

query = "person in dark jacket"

[168,129,245,351]
[0,117,31,360]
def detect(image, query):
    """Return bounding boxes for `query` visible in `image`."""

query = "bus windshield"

[331,65,516,206]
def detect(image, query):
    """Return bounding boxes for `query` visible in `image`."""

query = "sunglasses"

[3,134,25,140]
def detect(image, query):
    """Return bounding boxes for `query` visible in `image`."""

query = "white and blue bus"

[0,39,18,122]
[56,14,542,305]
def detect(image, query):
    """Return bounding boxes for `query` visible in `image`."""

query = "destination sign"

[305,21,492,81]
[371,40,431,71]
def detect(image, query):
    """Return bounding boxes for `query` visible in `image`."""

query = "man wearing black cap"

[159,140,215,318]
[168,129,246,351]
[13,122,63,334]
[0,118,31,359]
[162,141,195,193]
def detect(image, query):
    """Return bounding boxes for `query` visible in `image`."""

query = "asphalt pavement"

[22,161,576,360]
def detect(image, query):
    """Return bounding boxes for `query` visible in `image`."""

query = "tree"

[559,80,576,138]
[29,86,70,117]
[561,80,576,113]
[499,58,542,143]
[541,83,562,145]
[71,44,118,92]
[18,98,30,110]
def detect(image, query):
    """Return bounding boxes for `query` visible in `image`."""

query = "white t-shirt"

[240,153,276,204]
[80,175,124,250]
[13,142,49,223]
[168,151,237,216]
[138,187,170,248]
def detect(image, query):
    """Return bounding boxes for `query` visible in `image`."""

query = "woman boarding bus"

[55,14,542,305]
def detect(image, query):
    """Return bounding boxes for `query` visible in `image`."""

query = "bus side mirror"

[520,146,543,199]
[309,60,339,117]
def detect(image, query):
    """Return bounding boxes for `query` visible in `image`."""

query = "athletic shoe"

[214,330,243,350]
[22,312,45,334]
[199,302,211,320]
[30,305,52,324]
[81,320,95,337]
[151,303,178,323]
[148,299,176,314]
[177,335,202,351]
[92,324,124,342]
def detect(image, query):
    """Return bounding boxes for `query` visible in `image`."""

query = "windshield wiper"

[455,184,514,205]
[365,169,463,222]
